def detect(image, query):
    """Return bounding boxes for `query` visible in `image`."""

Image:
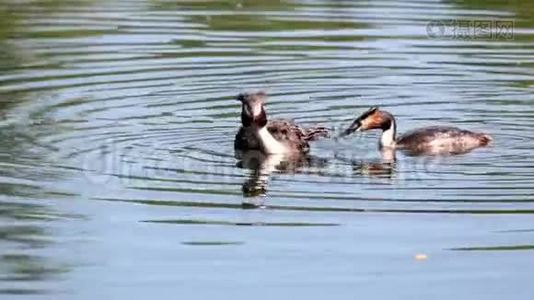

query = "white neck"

[242,152,285,198]
[256,126,288,154]
[379,121,396,149]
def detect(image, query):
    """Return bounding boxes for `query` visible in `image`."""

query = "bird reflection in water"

[339,148,397,179]
[235,150,328,207]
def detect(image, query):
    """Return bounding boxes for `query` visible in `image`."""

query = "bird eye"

[244,104,253,116]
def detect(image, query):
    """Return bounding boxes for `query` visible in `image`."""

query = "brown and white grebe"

[342,107,492,155]
[234,91,329,154]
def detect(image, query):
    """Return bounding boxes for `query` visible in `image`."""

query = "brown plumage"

[343,107,492,155]
[397,126,492,155]
[234,92,329,154]
[235,120,329,153]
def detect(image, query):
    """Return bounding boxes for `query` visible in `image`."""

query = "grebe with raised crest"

[342,107,492,155]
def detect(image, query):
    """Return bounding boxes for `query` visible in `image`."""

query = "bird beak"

[340,120,361,137]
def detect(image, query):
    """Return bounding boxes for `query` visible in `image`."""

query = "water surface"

[0,0,534,298]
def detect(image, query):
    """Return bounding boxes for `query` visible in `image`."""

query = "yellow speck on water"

[415,253,428,261]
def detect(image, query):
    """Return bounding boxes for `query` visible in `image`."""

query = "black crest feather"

[359,106,379,120]
[236,91,267,103]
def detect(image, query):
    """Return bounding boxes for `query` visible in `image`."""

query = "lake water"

[0,0,533,298]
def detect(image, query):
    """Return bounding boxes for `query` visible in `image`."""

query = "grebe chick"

[342,107,492,155]
[234,92,329,154]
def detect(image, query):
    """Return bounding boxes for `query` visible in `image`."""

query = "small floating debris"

[414,253,428,261]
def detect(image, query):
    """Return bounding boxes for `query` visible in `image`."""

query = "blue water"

[0,0,533,298]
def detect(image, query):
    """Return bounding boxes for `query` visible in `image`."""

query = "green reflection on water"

[450,0,534,28]
[0,201,72,295]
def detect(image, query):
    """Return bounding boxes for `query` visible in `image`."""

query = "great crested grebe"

[234,91,329,154]
[342,107,492,155]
